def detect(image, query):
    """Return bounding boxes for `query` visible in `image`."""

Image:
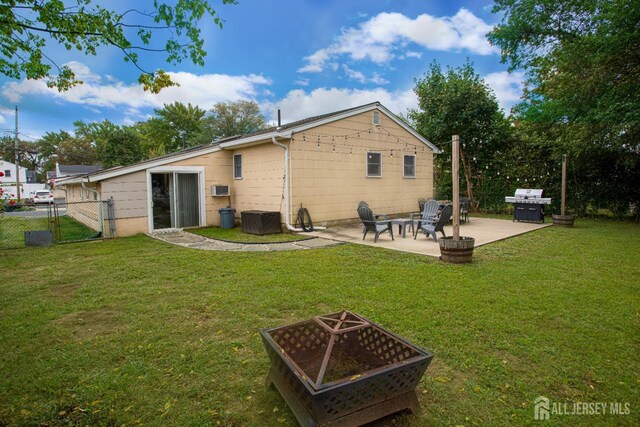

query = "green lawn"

[0,215,98,249]
[188,226,311,243]
[0,220,638,426]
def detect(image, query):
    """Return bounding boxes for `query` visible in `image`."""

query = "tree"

[138,102,210,154]
[410,61,511,210]
[1,0,236,93]
[74,120,144,168]
[206,100,266,139]
[99,127,144,168]
[37,130,99,173]
[488,0,640,216]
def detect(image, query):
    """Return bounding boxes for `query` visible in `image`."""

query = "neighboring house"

[0,159,27,185]
[0,159,44,199]
[57,102,440,237]
[48,163,102,187]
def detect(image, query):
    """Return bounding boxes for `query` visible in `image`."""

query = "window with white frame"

[403,155,416,178]
[367,152,382,177]
[373,111,380,126]
[233,154,242,179]
[4,169,10,177]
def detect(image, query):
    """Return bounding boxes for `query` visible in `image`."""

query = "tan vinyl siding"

[230,143,285,216]
[101,171,148,219]
[289,110,434,224]
[113,217,148,237]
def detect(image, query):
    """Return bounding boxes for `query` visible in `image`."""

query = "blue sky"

[0,0,524,142]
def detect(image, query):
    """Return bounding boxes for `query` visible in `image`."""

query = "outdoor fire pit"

[260,311,433,426]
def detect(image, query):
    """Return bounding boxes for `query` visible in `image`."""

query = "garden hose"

[295,206,314,232]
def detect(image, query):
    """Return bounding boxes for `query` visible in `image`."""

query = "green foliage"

[489,0,640,216]
[137,102,210,154]
[74,120,144,168]
[1,0,237,92]
[99,127,144,169]
[206,100,267,139]
[410,61,511,210]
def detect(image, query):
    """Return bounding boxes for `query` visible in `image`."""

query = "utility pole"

[14,105,21,202]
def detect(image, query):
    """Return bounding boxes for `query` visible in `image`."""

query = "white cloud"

[342,65,389,85]
[299,9,497,73]
[2,64,272,111]
[265,87,417,124]
[0,106,14,124]
[294,78,310,87]
[404,51,423,59]
[483,71,524,112]
[64,61,101,83]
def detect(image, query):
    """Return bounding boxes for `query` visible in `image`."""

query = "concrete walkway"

[147,230,342,252]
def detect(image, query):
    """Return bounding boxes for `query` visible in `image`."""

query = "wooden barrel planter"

[439,236,475,264]
[552,214,576,227]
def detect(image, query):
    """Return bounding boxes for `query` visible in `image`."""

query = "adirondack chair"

[417,198,427,212]
[357,205,394,242]
[414,204,453,242]
[358,201,388,220]
[410,198,439,225]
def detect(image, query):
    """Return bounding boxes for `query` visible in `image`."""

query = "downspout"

[271,135,325,231]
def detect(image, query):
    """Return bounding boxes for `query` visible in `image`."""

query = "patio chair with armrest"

[410,198,439,225]
[357,205,394,243]
[414,204,453,242]
[358,201,388,220]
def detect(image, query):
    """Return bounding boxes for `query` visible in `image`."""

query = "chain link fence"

[0,200,115,250]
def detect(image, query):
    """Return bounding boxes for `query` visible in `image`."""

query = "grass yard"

[0,215,98,249]
[0,220,638,426]
[188,226,310,243]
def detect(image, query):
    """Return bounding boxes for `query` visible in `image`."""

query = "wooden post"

[561,154,567,216]
[452,135,460,240]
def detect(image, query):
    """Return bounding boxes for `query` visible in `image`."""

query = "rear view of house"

[57,102,439,237]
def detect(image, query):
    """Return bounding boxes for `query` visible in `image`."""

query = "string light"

[332,145,336,153]
[390,149,394,158]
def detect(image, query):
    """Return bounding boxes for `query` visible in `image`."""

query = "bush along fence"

[0,199,115,250]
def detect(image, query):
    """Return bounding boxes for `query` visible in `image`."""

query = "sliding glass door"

[151,172,200,230]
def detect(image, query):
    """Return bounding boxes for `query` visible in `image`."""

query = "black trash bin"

[219,207,236,229]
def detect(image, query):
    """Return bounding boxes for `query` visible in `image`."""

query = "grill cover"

[241,210,282,235]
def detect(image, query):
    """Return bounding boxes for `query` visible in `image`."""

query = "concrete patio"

[306,217,552,258]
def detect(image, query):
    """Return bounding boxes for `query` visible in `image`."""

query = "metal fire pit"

[261,311,433,426]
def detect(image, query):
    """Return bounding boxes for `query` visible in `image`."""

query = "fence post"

[108,197,116,238]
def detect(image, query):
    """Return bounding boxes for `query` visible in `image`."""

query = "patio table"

[391,218,415,238]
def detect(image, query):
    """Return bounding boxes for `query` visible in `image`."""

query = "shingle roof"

[58,164,102,175]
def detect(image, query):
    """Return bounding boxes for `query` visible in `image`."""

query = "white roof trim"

[86,144,222,182]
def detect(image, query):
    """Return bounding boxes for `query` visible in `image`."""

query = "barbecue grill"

[505,188,552,223]
[261,311,433,426]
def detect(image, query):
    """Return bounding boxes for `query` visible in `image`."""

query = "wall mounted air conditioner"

[211,185,230,196]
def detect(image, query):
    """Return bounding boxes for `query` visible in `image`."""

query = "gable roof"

[60,102,438,184]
